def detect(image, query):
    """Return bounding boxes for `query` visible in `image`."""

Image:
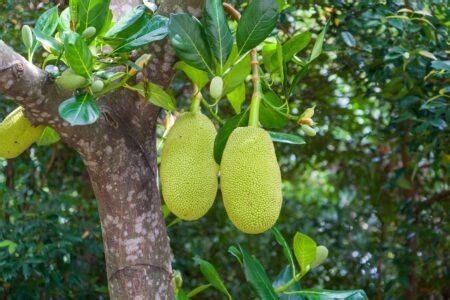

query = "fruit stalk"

[248,49,261,127]
[190,84,202,113]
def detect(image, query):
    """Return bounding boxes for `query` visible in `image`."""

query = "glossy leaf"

[34,28,63,54]
[241,247,278,300]
[310,21,329,62]
[32,6,59,53]
[222,55,251,95]
[260,91,289,129]
[226,83,246,114]
[70,0,79,26]
[174,61,209,89]
[113,15,169,52]
[194,257,231,298]
[341,31,356,47]
[214,111,249,164]
[127,82,175,111]
[203,0,233,72]
[269,132,306,145]
[273,265,303,300]
[169,13,214,74]
[59,93,100,126]
[63,32,93,77]
[284,289,368,299]
[59,8,71,32]
[76,0,111,33]
[293,232,317,273]
[36,127,61,146]
[271,227,296,277]
[236,0,279,54]
[105,5,146,38]
[283,31,312,62]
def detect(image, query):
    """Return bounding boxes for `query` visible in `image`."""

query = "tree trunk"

[0,0,203,298]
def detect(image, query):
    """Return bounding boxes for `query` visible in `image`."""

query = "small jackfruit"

[56,68,87,91]
[160,112,218,221]
[220,127,282,234]
[0,107,45,159]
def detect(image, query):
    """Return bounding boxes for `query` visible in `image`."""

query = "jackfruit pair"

[0,107,44,159]
[160,112,282,234]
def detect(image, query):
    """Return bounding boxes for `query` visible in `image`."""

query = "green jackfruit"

[160,112,218,221]
[0,107,45,159]
[56,68,87,91]
[220,127,282,234]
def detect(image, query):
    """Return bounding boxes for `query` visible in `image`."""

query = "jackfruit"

[160,112,218,221]
[0,107,45,159]
[56,68,87,91]
[220,127,282,234]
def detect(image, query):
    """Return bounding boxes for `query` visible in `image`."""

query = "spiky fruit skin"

[0,107,45,159]
[160,112,218,221]
[220,127,282,234]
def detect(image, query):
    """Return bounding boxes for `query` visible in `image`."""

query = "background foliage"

[1,0,449,299]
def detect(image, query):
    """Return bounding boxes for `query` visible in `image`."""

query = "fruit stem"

[190,85,202,113]
[222,2,241,20]
[248,49,261,127]
[201,98,225,125]
[274,271,306,294]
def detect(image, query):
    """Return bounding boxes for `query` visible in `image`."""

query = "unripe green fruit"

[22,25,33,49]
[310,245,328,269]
[82,26,96,39]
[209,76,223,99]
[160,112,218,221]
[301,124,316,136]
[0,107,45,159]
[220,127,282,234]
[56,68,87,91]
[91,80,104,92]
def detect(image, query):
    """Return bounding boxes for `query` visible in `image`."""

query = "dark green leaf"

[271,227,296,277]
[293,232,317,273]
[63,32,93,77]
[273,265,303,300]
[228,245,243,266]
[428,118,447,130]
[214,111,249,164]
[269,132,306,145]
[194,257,231,298]
[105,5,146,38]
[284,289,368,300]
[431,60,450,71]
[260,91,289,129]
[59,93,100,126]
[236,0,279,54]
[175,61,209,89]
[34,28,63,54]
[222,55,251,95]
[32,6,59,53]
[283,31,312,62]
[36,127,61,146]
[310,21,328,62]
[226,83,246,113]
[241,247,278,300]
[203,0,233,72]
[169,13,214,74]
[76,0,111,33]
[113,15,169,52]
[289,65,309,95]
[341,31,356,47]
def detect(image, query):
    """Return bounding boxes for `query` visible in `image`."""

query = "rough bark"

[0,0,203,298]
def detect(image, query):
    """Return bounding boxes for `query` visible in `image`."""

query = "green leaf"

[310,21,329,62]
[236,0,279,54]
[262,43,277,72]
[284,289,368,299]
[271,227,296,277]
[260,91,289,129]
[213,111,249,164]
[34,28,63,54]
[203,0,233,72]
[127,82,175,111]
[228,245,243,266]
[289,65,309,95]
[113,16,169,53]
[226,83,246,113]
[341,31,356,47]
[186,284,212,298]
[63,32,93,77]
[175,61,209,89]
[283,31,312,62]
[0,240,18,255]
[32,6,59,53]
[222,55,251,95]
[431,60,450,72]
[169,13,214,74]
[36,127,61,146]
[175,288,189,300]
[194,258,231,298]
[105,5,146,38]
[269,132,306,145]
[293,232,317,273]
[59,8,71,32]
[241,247,278,300]
[70,0,79,26]
[59,93,100,126]
[76,0,111,33]
[273,265,302,300]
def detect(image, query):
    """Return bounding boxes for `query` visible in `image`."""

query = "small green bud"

[301,124,316,136]
[209,76,223,99]
[173,270,183,289]
[56,68,87,91]
[22,25,33,49]
[82,26,97,39]
[301,106,315,119]
[91,80,104,92]
[310,245,328,269]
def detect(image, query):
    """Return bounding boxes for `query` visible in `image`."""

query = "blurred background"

[0,0,449,299]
